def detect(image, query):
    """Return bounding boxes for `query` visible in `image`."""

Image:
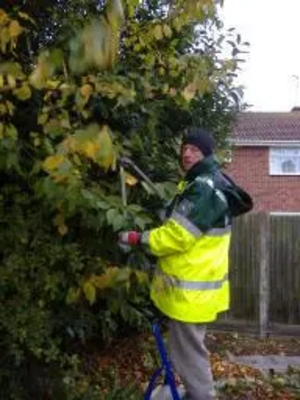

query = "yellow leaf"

[82,281,96,304]
[0,27,10,53]
[0,9,8,24]
[43,154,65,171]
[173,17,183,32]
[66,287,81,304]
[18,11,36,25]
[198,78,212,94]
[158,67,165,76]
[60,83,72,91]
[125,172,138,186]
[135,271,150,285]
[58,223,68,236]
[0,75,4,88]
[62,136,76,152]
[169,88,177,97]
[13,84,31,101]
[69,9,124,74]
[53,213,68,236]
[9,20,23,38]
[96,125,115,169]
[80,84,93,99]
[89,267,149,292]
[182,82,197,102]
[163,24,172,38]
[0,104,6,115]
[29,58,51,89]
[7,75,16,89]
[44,118,61,134]
[71,124,115,168]
[46,80,61,89]
[162,84,169,94]
[107,0,124,23]
[38,113,49,126]
[91,267,120,290]
[153,25,163,41]
[133,43,141,52]
[53,174,69,184]
[82,140,100,159]
[34,137,41,147]
[6,101,14,116]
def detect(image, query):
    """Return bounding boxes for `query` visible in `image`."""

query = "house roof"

[231,111,300,145]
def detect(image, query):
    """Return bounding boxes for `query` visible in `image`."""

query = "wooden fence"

[213,213,300,336]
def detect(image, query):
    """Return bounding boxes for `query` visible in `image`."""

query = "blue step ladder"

[144,319,182,400]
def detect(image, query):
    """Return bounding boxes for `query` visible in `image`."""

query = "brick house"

[224,110,300,212]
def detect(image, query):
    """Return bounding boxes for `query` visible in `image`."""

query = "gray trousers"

[168,319,215,400]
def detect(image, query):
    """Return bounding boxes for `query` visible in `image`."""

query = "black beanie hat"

[182,127,214,157]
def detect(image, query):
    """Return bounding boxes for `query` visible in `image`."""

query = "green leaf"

[96,200,111,210]
[112,214,126,232]
[134,215,152,230]
[6,124,18,140]
[66,287,80,304]
[38,113,49,126]
[127,0,140,17]
[127,204,144,213]
[106,208,120,226]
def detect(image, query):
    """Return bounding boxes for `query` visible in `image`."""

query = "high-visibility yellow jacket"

[142,156,252,323]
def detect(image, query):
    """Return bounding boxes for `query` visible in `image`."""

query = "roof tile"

[232,112,300,142]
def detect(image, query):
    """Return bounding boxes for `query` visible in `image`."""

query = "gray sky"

[222,0,300,112]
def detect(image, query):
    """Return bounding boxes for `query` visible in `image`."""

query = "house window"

[269,147,300,175]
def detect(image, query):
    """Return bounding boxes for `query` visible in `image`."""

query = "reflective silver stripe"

[215,189,228,205]
[172,212,231,238]
[171,212,202,238]
[195,176,214,188]
[157,272,229,291]
[205,226,232,236]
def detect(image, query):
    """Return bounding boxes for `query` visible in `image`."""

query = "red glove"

[119,231,141,246]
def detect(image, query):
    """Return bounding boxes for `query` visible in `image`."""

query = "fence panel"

[225,214,260,322]
[218,213,300,332]
[269,215,300,324]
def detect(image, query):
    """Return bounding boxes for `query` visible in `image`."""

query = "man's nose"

[183,148,192,157]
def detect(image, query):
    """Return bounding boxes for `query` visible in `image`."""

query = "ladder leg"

[152,320,181,400]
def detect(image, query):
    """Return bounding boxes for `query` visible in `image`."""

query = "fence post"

[259,212,270,337]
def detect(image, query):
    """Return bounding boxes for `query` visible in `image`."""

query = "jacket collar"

[185,155,219,182]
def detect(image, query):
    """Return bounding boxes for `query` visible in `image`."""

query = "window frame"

[269,147,300,176]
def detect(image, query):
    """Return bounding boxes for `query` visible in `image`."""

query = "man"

[119,127,253,399]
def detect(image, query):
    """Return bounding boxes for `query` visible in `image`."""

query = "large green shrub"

[0,1,246,397]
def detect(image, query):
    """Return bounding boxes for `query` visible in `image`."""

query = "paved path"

[231,355,300,372]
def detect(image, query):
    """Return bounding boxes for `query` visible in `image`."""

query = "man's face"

[181,144,204,171]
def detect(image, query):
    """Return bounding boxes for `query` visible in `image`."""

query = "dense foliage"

[0,1,246,398]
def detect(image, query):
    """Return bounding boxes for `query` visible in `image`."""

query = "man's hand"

[118,231,141,246]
